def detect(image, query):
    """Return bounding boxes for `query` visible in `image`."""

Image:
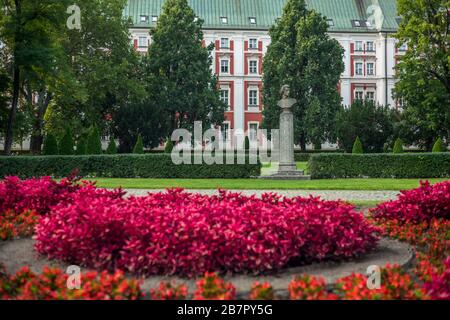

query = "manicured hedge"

[0,154,261,179]
[309,153,450,179]
[294,150,343,162]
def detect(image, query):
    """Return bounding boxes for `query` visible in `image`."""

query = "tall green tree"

[58,127,74,155]
[86,126,102,154]
[394,0,450,150]
[45,0,144,151]
[262,0,344,150]
[146,0,225,134]
[0,0,70,155]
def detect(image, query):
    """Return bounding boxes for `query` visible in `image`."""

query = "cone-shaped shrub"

[352,136,363,154]
[432,138,444,153]
[58,128,74,155]
[244,136,250,151]
[75,137,87,155]
[164,138,174,154]
[42,134,58,155]
[133,134,144,154]
[106,137,117,154]
[393,138,404,154]
[86,126,102,155]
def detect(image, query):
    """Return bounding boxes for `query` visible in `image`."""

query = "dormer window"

[152,15,158,22]
[220,16,228,24]
[353,20,361,27]
[194,16,199,22]
[326,19,334,27]
[249,17,256,24]
[365,20,372,28]
[140,15,148,23]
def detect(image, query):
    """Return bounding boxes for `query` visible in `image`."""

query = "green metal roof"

[125,0,399,32]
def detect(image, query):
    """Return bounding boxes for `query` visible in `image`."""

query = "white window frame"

[248,122,259,142]
[151,15,158,22]
[140,15,148,23]
[366,91,375,102]
[366,41,375,52]
[249,60,258,74]
[355,41,363,51]
[249,17,257,25]
[138,36,147,48]
[249,38,257,49]
[220,59,229,74]
[220,88,230,109]
[220,16,228,24]
[355,91,364,100]
[355,62,363,75]
[366,62,375,76]
[220,38,229,49]
[248,89,258,107]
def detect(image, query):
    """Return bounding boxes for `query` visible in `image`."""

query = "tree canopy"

[262,0,344,150]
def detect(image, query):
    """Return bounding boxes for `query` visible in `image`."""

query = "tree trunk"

[4,0,22,156]
[4,64,20,156]
[299,134,306,152]
[30,90,52,154]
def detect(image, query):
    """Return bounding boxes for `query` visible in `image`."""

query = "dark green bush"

[86,126,102,155]
[75,137,87,155]
[106,137,117,154]
[0,154,261,179]
[42,134,58,155]
[58,128,74,155]
[336,100,395,153]
[309,153,450,179]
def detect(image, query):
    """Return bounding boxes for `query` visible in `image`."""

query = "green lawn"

[90,177,447,191]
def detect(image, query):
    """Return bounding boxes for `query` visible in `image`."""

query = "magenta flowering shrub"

[0,176,125,216]
[35,189,380,276]
[371,181,450,223]
[424,256,450,300]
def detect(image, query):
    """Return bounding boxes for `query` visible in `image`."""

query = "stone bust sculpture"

[280,84,290,99]
[278,84,296,110]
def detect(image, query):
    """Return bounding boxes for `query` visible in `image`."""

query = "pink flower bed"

[35,189,380,277]
[0,176,124,215]
[371,180,450,223]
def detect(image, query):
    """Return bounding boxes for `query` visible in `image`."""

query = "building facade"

[126,0,404,136]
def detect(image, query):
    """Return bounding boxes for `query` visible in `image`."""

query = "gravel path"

[124,189,400,202]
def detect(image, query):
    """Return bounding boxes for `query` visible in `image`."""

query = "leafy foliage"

[86,126,102,155]
[42,134,58,155]
[106,137,118,155]
[145,0,225,134]
[35,189,379,276]
[336,100,395,153]
[393,0,450,150]
[58,128,74,155]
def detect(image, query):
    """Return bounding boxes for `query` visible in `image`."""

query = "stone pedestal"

[261,86,310,180]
